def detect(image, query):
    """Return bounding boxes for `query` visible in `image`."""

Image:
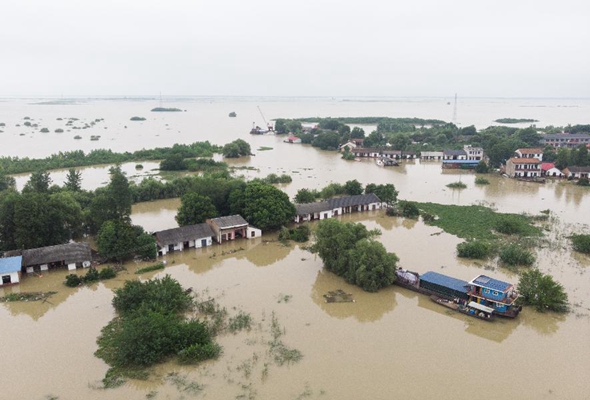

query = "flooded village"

[0,97,589,400]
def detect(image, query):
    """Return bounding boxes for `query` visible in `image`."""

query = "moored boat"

[430,295,495,321]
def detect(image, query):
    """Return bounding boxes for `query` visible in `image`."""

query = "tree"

[344,180,363,196]
[160,153,186,171]
[107,166,133,221]
[554,148,570,170]
[515,127,541,147]
[348,239,398,292]
[363,131,385,148]
[47,191,84,242]
[175,193,218,226]
[294,188,319,204]
[14,193,50,249]
[23,170,52,193]
[0,190,19,250]
[350,127,365,139]
[97,220,138,262]
[0,167,16,192]
[474,161,490,173]
[365,183,398,206]
[311,132,340,150]
[222,139,251,158]
[571,145,589,167]
[242,181,296,231]
[388,133,411,151]
[64,168,82,191]
[136,233,157,260]
[517,269,568,313]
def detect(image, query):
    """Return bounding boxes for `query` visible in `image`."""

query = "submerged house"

[467,275,521,317]
[294,193,383,223]
[207,215,261,243]
[563,166,590,179]
[505,157,542,178]
[284,135,302,144]
[420,151,444,161]
[541,162,564,178]
[154,223,215,256]
[0,256,23,286]
[294,201,332,223]
[21,242,92,273]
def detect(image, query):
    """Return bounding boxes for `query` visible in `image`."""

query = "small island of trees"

[494,118,539,124]
[130,116,146,121]
[151,107,182,112]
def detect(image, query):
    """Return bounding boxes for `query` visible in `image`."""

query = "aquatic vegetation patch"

[570,234,590,254]
[446,181,467,189]
[268,312,303,366]
[228,311,253,333]
[456,240,494,259]
[257,146,273,151]
[64,266,117,287]
[135,262,165,274]
[416,203,542,241]
[499,243,535,267]
[0,291,56,302]
[475,177,490,185]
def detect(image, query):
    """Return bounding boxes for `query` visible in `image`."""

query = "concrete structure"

[541,163,564,178]
[420,151,444,161]
[540,133,590,148]
[18,243,92,273]
[154,223,215,256]
[563,166,590,179]
[294,193,383,223]
[207,215,261,243]
[505,157,542,178]
[515,148,543,161]
[463,145,484,161]
[0,256,22,286]
[443,149,467,160]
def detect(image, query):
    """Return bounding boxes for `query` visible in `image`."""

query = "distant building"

[562,166,590,179]
[505,157,542,178]
[515,148,543,161]
[351,148,415,159]
[294,201,332,223]
[420,151,444,161]
[284,136,302,144]
[540,133,590,148]
[463,145,484,161]
[294,193,383,223]
[207,215,261,243]
[0,256,23,286]
[153,223,215,256]
[18,242,92,274]
[443,149,467,160]
[541,163,564,178]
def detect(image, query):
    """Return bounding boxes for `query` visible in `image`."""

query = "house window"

[493,291,499,296]
[484,289,490,294]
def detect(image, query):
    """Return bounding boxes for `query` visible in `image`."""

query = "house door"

[2,275,10,285]
[201,239,207,247]
[168,244,174,251]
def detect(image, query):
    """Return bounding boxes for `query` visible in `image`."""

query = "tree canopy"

[517,269,568,313]
[240,181,296,231]
[176,193,218,226]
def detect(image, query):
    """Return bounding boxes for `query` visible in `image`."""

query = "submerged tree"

[517,269,568,313]
[176,193,218,226]
[64,168,83,192]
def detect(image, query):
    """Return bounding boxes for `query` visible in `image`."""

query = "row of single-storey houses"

[294,193,383,223]
[1,242,93,287]
[153,215,262,256]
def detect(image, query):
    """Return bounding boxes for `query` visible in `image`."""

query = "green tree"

[474,161,490,173]
[555,148,570,170]
[344,179,363,195]
[571,145,589,166]
[64,168,82,191]
[97,220,138,261]
[0,167,16,192]
[350,127,365,139]
[294,188,319,203]
[517,269,568,313]
[107,166,133,221]
[175,193,218,226]
[242,181,296,231]
[23,170,52,193]
[348,239,398,292]
[47,191,84,242]
[311,132,341,150]
[136,233,157,260]
[388,133,411,151]
[0,190,19,250]
[363,131,385,148]
[160,153,186,171]
[364,183,398,206]
[515,127,541,147]
[14,193,50,249]
[571,234,590,254]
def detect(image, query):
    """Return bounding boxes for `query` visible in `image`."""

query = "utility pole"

[452,93,458,125]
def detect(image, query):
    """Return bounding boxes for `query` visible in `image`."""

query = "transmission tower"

[452,93,458,124]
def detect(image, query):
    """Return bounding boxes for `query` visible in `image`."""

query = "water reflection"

[311,269,397,323]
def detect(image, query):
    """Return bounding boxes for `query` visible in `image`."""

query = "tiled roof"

[0,256,22,274]
[443,149,467,156]
[508,158,541,164]
[470,275,512,292]
[21,242,91,267]
[154,223,215,246]
[517,148,543,154]
[295,201,332,215]
[420,272,468,294]
[328,193,381,209]
[541,162,555,171]
[210,215,249,228]
[542,133,590,140]
[567,166,590,173]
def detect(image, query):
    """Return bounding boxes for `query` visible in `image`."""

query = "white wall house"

[154,223,215,256]
[0,256,22,286]
[515,148,543,161]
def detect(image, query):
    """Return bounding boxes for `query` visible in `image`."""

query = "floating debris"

[0,291,57,303]
[323,289,354,303]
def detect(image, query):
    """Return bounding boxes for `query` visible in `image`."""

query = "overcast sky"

[1,0,589,97]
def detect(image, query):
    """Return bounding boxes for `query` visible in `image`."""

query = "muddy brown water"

[1,98,590,399]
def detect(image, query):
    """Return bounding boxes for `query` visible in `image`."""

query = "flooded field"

[1,97,590,399]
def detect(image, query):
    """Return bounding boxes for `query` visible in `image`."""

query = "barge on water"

[394,269,521,318]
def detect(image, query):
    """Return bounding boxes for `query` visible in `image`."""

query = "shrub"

[576,177,590,186]
[399,201,420,218]
[499,244,535,266]
[518,269,568,313]
[40,128,50,133]
[421,212,435,223]
[135,263,165,274]
[177,342,222,364]
[495,217,524,235]
[65,274,82,287]
[571,234,590,254]
[475,161,490,173]
[83,267,100,283]
[457,241,493,259]
[99,266,117,280]
[475,177,490,185]
[446,181,467,189]
[228,311,252,332]
[135,164,143,169]
[342,151,355,160]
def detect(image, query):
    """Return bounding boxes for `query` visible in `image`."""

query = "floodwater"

[1,97,590,399]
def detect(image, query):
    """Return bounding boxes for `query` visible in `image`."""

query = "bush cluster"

[499,244,535,266]
[456,241,493,259]
[571,234,590,254]
[278,225,311,243]
[65,266,117,287]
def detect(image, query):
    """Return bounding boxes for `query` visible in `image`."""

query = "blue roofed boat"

[394,269,521,319]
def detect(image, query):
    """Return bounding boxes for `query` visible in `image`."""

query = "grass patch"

[570,234,590,254]
[228,311,253,333]
[475,177,490,185]
[0,292,57,302]
[417,203,542,241]
[135,263,165,274]
[257,146,273,151]
[446,181,467,189]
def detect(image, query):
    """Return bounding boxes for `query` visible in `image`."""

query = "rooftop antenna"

[452,93,458,125]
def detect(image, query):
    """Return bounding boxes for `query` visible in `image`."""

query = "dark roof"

[22,242,91,266]
[542,133,590,140]
[470,275,512,292]
[443,149,467,156]
[442,160,480,164]
[328,193,381,209]
[517,148,543,154]
[210,215,249,228]
[154,223,215,246]
[420,271,468,294]
[508,157,541,164]
[295,201,332,215]
[353,148,382,153]
[567,166,590,173]
[0,256,22,274]
[381,150,401,155]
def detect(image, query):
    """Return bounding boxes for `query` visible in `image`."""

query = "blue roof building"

[0,256,23,286]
